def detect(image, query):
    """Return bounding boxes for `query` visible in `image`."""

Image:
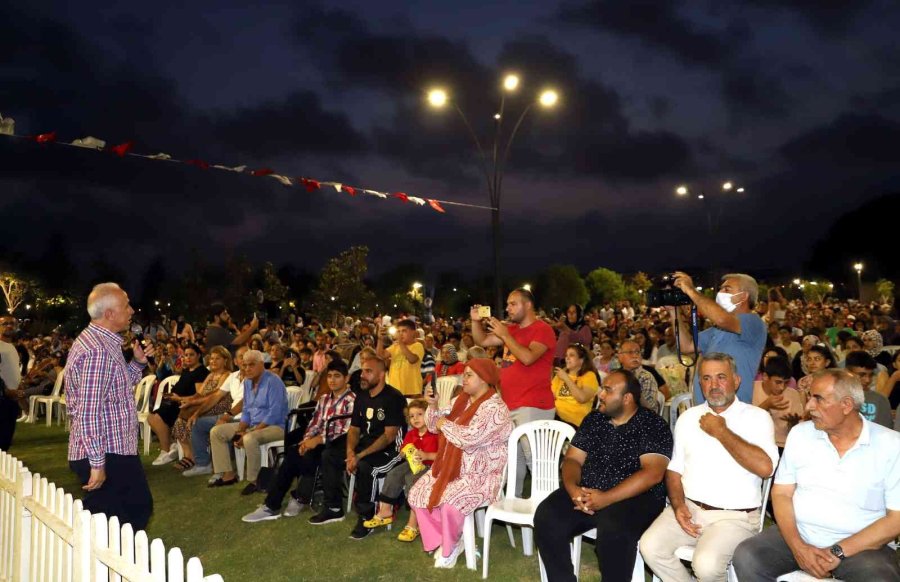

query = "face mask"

[716,292,744,313]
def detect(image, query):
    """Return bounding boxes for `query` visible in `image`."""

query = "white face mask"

[716,292,744,313]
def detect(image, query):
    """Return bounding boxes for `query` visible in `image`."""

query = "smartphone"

[478,305,491,319]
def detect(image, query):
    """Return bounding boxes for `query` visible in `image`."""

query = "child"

[751,356,804,454]
[363,399,439,541]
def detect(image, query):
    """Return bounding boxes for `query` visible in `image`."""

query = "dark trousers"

[535,487,664,582]
[732,525,900,582]
[69,454,153,531]
[0,397,18,450]
[263,435,346,512]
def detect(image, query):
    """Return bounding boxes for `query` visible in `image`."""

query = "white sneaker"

[152,449,178,466]
[182,464,212,477]
[242,505,280,523]
[283,498,306,517]
[16,413,28,423]
[435,540,464,569]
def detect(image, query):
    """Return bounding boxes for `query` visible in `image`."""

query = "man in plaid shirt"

[67,283,155,530]
[243,359,356,522]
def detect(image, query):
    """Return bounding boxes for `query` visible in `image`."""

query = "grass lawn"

[9,422,606,581]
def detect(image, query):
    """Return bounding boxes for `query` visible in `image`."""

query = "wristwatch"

[829,544,845,561]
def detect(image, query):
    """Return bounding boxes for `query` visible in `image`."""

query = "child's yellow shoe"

[363,515,393,529]
[397,526,419,542]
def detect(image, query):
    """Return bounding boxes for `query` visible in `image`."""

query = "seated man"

[844,351,892,428]
[242,359,355,522]
[615,339,660,410]
[208,349,288,494]
[330,355,406,539]
[534,369,673,582]
[752,355,805,455]
[733,369,900,581]
[640,352,778,582]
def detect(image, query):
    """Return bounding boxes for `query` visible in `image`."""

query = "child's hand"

[412,449,423,464]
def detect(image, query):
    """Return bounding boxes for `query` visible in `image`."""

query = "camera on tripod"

[646,274,692,308]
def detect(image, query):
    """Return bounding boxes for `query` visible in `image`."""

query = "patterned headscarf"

[861,330,884,357]
[441,343,459,365]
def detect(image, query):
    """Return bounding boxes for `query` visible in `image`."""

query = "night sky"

[2,0,900,287]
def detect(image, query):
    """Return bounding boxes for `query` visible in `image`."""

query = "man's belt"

[687,498,758,513]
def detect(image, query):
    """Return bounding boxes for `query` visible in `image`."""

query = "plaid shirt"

[66,323,145,467]
[304,388,356,444]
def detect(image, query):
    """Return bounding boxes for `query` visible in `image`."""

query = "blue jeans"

[190,415,221,466]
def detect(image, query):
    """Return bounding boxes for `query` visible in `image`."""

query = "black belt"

[687,498,758,513]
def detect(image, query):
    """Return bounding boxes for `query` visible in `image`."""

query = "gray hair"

[699,352,738,375]
[722,273,759,308]
[243,349,264,364]
[86,282,124,320]
[813,369,865,410]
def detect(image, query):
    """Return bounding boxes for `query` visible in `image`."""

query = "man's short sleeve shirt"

[694,313,766,404]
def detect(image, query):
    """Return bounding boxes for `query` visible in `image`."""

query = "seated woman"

[861,329,893,368]
[552,343,600,427]
[592,340,616,375]
[434,344,465,378]
[149,343,210,465]
[408,358,513,569]
[170,346,233,470]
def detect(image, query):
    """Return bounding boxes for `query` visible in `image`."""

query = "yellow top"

[386,341,425,396]
[551,371,599,426]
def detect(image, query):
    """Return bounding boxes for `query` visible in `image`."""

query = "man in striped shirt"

[67,283,155,530]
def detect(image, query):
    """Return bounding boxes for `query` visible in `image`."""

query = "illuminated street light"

[736,187,745,193]
[425,75,559,313]
[793,279,801,285]
[412,282,423,290]
[722,181,733,191]
[854,262,864,300]
[523,283,532,292]
[676,185,688,196]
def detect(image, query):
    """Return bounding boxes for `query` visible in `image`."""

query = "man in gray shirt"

[0,315,23,449]
[205,303,257,353]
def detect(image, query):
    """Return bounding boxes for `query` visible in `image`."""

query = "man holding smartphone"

[471,288,556,496]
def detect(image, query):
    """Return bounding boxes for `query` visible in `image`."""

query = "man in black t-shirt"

[309,355,406,539]
[534,369,673,582]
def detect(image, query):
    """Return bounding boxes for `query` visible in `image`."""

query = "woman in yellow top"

[551,343,600,427]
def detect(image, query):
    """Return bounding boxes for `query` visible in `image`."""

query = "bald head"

[86,282,133,332]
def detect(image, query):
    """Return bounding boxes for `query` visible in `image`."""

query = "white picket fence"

[0,450,223,582]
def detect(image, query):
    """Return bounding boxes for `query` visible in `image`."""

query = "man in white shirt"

[640,352,779,582]
[732,369,900,581]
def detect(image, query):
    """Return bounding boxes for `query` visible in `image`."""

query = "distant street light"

[426,74,559,314]
[522,283,532,292]
[673,180,745,236]
[853,262,864,300]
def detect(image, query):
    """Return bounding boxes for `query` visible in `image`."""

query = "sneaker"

[16,412,28,423]
[308,508,345,525]
[283,498,307,517]
[182,464,212,477]
[349,519,373,540]
[435,540,464,569]
[152,449,179,466]
[242,505,280,523]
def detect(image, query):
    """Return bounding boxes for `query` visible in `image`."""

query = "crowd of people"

[1,273,900,579]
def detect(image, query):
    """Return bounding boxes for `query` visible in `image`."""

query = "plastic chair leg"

[482,515,494,579]
[463,512,477,570]
[522,526,534,556]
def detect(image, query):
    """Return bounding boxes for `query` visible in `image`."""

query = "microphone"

[130,324,156,366]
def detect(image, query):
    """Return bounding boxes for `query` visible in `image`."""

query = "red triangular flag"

[342,185,356,196]
[185,159,210,169]
[393,192,409,202]
[34,131,57,144]
[302,178,320,192]
[251,168,274,176]
[109,141,133,157]
[427,199,446,213]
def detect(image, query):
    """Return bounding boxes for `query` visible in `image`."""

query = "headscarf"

[861,330,884,357]
[566,304,586,330]
[427,359,499,509]
[441,343,459,365]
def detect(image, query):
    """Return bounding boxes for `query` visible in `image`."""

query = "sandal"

[174,458,195,471]
[397,526,419,542]
[362,514,394,529]
[207,476,238,488]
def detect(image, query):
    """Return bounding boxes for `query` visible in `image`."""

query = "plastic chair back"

[152,375,180,412]
[504,420,575,503]
[434,375,459,409]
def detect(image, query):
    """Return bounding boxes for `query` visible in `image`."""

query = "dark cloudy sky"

[2,0,900,287]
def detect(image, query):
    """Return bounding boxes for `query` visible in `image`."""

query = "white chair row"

[27,372,65,425]
[138,375,179,456]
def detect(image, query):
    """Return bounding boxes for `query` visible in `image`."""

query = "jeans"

[189,414,220,466]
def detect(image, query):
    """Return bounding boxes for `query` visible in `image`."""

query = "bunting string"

[0,115,497,213]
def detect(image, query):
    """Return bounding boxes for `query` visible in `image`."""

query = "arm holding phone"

[470,305,504,348]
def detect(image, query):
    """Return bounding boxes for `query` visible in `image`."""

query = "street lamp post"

[853,262,863,301]
[427,75,559,314]
[675,181,745,236]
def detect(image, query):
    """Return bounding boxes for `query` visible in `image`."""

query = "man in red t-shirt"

[471,288,556,495]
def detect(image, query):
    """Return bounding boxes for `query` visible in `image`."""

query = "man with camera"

[667,272,766,405]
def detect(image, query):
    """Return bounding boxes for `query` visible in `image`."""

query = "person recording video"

[667,272,766,404]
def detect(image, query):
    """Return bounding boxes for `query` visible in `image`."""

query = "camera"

[646,274,693,308]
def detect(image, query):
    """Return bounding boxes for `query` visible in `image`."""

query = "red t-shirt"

[499,320,556,411]
[402,428,440,466]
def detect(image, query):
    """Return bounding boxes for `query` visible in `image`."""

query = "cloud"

[778,113,900,167]
[743,0,875,36]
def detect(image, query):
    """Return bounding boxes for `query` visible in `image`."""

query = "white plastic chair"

[28,372,64,425]
[434,375,460,409]
[140,375,179,455]
[655,391,666,415]
[134,376,159,455]
[296,372,317,405]
[482,419,576,579]
[251,387,307,479]
[777,573,841,582]
[668,392,693,433]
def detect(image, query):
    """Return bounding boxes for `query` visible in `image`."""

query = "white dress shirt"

[775,417,900,547]
[669,399,779,509]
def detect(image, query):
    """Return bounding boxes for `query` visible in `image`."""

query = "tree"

[0,272,31,314]
[625,271,652,305]
[876,279,895,304]
[313,246,376,323]
[585,267,626,306]
[535,265,589,310]
[257,261,289,314]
